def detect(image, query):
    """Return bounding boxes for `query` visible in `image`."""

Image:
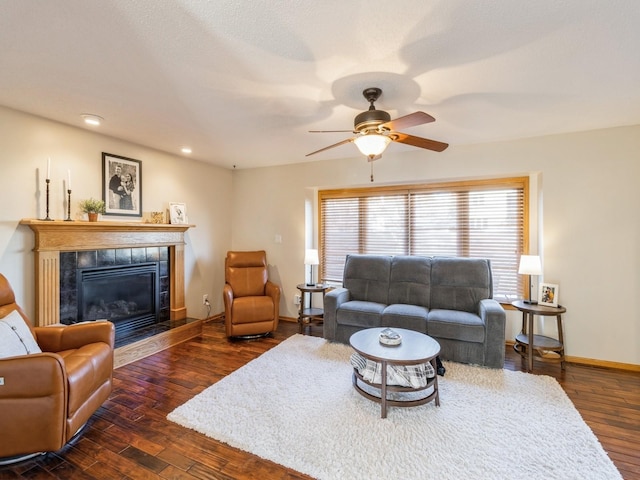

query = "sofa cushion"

[343,255,391,305]
[430,257,492,313]
[428,309,485,343]
[382,304,428,333]
[387,256,431,307]
[336,301,385,328]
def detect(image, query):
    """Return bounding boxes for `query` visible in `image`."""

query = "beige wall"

[2,105,638,366]
[231,125,640,366]
[0,106,232,319]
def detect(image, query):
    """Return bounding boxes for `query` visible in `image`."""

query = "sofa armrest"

[479,298,506,368]
[34,321,115,352]
[323,287,350,341]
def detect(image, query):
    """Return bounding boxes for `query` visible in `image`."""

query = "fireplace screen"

[78,263,159,333]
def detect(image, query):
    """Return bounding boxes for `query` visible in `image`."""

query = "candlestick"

[65,189,73,221]
[47,157,51,180]
[42,178,53,221]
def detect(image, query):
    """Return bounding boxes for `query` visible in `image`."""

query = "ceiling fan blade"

[380,111,435,131]
[309,130,354,133]
[392,132,449,152]
[306,138,354,156]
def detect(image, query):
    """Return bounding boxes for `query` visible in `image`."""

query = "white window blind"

[319,177,528,300]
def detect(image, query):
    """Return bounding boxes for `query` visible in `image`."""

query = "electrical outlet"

[294,294,301,305]
[202,294,209,305]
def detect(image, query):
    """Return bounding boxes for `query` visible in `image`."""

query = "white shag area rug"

[168,334,621,480]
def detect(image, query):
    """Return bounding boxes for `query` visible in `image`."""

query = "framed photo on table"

[169,202,188,224]
[538,283,559,307]
[102,152,142,217]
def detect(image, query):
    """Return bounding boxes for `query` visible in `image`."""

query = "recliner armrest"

[322,287,350,341]
[479,298,506,368]
[478,298,505,324]
[0,353,66,398]
[325,287,350,309]
[34,321,115,352]
[265,280,280,302]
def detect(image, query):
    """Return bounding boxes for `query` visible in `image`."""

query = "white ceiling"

[1,0,639,169]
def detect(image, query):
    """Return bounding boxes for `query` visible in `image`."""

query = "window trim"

[318,176,530,300]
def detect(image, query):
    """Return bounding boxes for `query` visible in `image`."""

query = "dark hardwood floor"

[2,320,639,480]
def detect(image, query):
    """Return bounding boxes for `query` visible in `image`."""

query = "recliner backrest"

[0,274,32,331]
[343,254,391,305]
[225,250,268,297]
[388,255,431,307]
[429,257,492,312]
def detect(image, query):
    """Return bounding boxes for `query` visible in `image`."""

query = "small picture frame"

[538,282,559,307]
[169,202,188,224]
[102,152,142,217]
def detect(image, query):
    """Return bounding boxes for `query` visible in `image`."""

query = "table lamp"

[518,255,542,304]
[304,249,319,286]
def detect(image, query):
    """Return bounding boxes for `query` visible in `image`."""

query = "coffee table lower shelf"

[352,368,439,415]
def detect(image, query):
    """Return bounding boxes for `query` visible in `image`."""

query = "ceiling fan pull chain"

[370,161,374,182]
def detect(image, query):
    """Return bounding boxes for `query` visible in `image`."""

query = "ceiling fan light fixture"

[354,133,391,157]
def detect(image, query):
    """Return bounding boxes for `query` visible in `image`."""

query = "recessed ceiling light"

[181,147,192,154]
[81,114,103,126]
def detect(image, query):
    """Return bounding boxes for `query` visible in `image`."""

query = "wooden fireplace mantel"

[20,219,195,326]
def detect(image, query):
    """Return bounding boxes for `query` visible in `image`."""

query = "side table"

[511,300,566,372]
[296,283,329,334]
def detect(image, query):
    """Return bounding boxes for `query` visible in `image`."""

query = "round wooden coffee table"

[349,327,441,418]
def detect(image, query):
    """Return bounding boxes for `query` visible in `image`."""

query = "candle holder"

[42,179,53,221]
[65,189,73,221]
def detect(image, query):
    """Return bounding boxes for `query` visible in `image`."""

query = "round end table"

[511,300,567,372]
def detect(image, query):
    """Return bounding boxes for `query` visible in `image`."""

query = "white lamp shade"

[354,134,391,157]
[518,255,542,275]
[304,249,319,266]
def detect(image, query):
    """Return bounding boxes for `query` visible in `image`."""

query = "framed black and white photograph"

[169,202,188,224]
[538,282,559,307]
[102,152,142,217]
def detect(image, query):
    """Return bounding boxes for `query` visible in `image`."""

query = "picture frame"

[102,152,142,217]
[538,282,559,307]
[169,202,188,224]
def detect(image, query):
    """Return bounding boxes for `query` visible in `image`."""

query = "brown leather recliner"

[223,250,280,337]
[0,274,114,463]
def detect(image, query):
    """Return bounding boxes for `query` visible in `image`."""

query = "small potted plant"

[78,198,106,222]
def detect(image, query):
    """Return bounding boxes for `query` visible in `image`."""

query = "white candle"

[47,157,51,180]
[68,169,71,189]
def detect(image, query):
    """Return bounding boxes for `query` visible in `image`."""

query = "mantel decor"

[19,219,194,327]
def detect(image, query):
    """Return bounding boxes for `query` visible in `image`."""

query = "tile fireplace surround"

[20,219,193,327]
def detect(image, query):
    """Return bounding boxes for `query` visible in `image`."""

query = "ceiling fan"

[306,87,449,171]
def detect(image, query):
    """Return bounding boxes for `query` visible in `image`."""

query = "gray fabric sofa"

[323,254,506,368]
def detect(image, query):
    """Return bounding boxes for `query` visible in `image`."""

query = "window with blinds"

[319,177,529,301]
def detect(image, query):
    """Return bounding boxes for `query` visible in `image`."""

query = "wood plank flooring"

[1,320,638,479]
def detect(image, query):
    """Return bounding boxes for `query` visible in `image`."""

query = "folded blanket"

[350,352,435,388]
